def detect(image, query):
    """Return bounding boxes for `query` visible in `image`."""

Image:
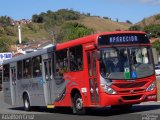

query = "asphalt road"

[0,92,160,120]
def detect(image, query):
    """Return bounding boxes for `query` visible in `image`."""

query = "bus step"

[47,104,55,109]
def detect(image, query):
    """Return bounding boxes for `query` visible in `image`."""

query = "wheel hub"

[76,98,83,110]
[24,99,29,109]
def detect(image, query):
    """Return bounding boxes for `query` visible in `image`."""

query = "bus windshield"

[100,46,154,80]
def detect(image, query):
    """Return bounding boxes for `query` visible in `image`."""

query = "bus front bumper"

[100,89,157,106]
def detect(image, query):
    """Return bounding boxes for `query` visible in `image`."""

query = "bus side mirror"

[97,51,102,61]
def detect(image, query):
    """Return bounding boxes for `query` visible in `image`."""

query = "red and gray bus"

[3,31,157,114]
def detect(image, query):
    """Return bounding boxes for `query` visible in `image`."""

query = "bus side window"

[23,58,32,79]
[17,61,22,80]
[55,49,68,85]
[69,45,83,71]
[32,56,42,77]
[3,64,10,82]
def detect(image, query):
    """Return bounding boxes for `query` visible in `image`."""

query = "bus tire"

[23,94,31,111]
[72,93,85,115]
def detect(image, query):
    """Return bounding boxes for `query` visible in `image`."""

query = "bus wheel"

[72,93,85,115]
[23,94,31,111]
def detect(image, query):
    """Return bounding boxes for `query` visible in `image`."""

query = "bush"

[155,14,160,20]
[103,17,109,20]
[56,22,94,43]
[152,40,160,54]
[0,36,12,52]
[129,25,142,31]
[126,20,132,24]
[32,9,80,24]
[4,26,17,36]
[0,16,12,26]
[0,27,5,35]
[26,23,40,32]
[143,24,160,38]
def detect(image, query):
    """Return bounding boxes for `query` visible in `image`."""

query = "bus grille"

[114,81,147,88]
[118,89,145,94]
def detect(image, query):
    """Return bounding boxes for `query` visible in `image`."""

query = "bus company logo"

[130,89,134,94]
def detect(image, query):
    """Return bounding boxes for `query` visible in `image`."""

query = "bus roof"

[56,31,146,50]
[3,46,55,65]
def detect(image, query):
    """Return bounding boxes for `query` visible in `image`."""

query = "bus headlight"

[101,84,117,94]
[146,81,156,92]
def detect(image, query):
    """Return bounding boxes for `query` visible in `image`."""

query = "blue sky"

[0,0,160,23]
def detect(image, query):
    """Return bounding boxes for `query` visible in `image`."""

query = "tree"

[152,40,160,54]
[32,14,43,23]
[0,16,12,26]
[103,17,109,20]
[126,20,132,24]
[0,36,12,52]
[143,24,160,38]
[56,22,94,43]
[129,25,142,31]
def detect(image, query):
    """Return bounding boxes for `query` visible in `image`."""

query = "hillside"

[74,16,131,32]
[21,16,131,41]
[0,9,132,52]
[136,13,160,27]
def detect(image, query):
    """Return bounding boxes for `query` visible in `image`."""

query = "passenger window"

[87,53,92,76]
[55,49,68,85]
[3,64,10,82]
[32,56,42,77]
[23,58,32,79]
[69,45,83,71]
[17,61,22,80]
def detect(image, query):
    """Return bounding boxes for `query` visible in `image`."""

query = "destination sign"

[98,34,150,46]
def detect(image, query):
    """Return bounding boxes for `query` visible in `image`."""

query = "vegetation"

[129,25,142,31]
[56,22,94,43]
[32,9,80,25]
[152,40,160,54]
[0,16,12,26]
[143,24,160,38]
[0,9,96,52]
[155,14,160,20]
[0,36,13,52]
[126,20,132,24]
[31,9,95,42]
[4,9,160,53]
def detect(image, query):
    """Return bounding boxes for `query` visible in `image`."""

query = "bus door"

[43,59,53,104]
[87,50,99,104]
[10,64,17,105]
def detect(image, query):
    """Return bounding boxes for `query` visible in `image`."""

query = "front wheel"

[72,93,85,115]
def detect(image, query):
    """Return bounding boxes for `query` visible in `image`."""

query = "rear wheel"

[23,94,31,111]
[72,93,85,115]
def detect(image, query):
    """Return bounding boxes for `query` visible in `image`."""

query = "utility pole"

[51,31,56,45]
[18,25,22,44]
